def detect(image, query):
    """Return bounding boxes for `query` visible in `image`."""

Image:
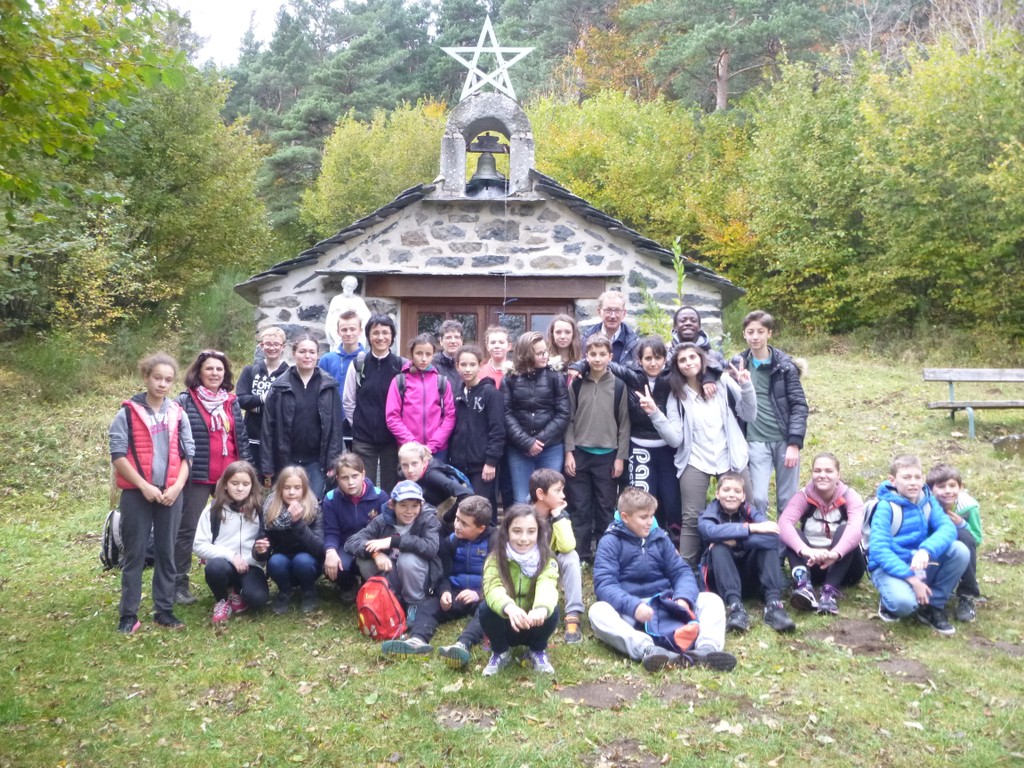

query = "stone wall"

[252,197,725,346]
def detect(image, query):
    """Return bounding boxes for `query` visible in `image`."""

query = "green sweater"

[483,553,559,617]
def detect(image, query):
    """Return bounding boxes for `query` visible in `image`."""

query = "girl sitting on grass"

[322,452,390,602]
[110,352,195,634]
[480,504,560,677]
[194,460,269,624]
[256,466,324,615]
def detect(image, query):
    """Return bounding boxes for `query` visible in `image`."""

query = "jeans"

[267,552,320,594]
[204,558,270,607]
[748,440,801,517]
[506,442,564,504]
[871,540,970,615]
[352,439,399,495]
[297,460,326,501]
[479,602,559,654]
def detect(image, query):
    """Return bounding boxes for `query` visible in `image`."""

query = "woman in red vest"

[109,353,195,634]
[173,349,251,605]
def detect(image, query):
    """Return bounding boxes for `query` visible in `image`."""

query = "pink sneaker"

[229,591,248,615]
[212,599,232,624]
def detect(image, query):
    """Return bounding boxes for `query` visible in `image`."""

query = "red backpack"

[356,576,407,640]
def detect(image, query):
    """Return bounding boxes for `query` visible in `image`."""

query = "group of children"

[110,299,984,675]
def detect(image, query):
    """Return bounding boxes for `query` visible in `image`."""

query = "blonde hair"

[265,466,319,526]
[260,326,286,343]
[398,441,432,464]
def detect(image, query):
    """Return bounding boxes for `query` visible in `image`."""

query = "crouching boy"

[870,455,969,635]
[344,480,441,625]
[698,472,796,633]
[381,496,494,666]
[927,463,983,623]
[589,488,736,672]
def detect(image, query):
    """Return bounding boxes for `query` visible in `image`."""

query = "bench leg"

[966,406,975,440]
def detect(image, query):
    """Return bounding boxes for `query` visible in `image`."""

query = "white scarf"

[505,543,541,578]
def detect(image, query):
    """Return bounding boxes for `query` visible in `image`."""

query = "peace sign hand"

[636,385,657,414]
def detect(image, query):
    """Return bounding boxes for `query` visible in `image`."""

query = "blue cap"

[391,480,425,503]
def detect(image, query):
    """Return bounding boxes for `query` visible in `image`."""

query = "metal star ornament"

[442,16,533,101]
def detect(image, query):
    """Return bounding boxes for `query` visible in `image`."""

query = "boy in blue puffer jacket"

[589,488,735,672]
[870,455,969,635]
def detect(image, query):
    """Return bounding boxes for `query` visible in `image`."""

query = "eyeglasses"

[601,308,625,316]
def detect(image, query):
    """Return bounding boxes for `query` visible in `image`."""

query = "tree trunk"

[715,48,730,111]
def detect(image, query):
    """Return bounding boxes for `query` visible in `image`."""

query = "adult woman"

[546,313,582,373]
[260,334,344,499]
[778,452,866,615]
[174,349,251,605]
[501,332,570,504]
[639,342,757,568]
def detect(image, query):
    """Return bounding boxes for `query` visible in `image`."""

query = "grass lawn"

[1,347,1022,767]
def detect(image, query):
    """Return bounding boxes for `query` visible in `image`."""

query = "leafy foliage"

[0,0,184,214]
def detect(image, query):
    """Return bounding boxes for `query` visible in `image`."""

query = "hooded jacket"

[449,377,506,472]
[867,482,956,579]
[738,346,808,449]
[779,480,865,557]
[260,367,345,478]
[385,362,456,453]
[593,519,699,619]
[322,477,389,553]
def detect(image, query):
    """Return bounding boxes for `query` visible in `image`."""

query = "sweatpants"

[119,488,182,617]
[589,592,727,663]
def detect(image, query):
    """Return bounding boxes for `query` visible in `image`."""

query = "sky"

[167,0,286,68]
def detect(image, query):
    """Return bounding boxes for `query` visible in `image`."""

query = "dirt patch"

[876,658,931,684]
[579,739,664,768]
[435,704,497,730]
[967,636,1024,658]
[559,681,644,710]
[806,619,896,655]
[656,681,701,705]
[983,546,1024,565]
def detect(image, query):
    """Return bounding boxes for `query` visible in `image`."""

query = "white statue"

[324,275,371,350]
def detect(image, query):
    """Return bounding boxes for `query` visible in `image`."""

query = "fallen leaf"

[904,721,925,731]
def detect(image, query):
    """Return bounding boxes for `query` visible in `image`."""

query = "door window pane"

[498,313,526,342]
[531,314,556,335]
[417,313,445,340]
[452,313,478,342]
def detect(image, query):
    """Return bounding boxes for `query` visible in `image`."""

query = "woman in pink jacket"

[385,333,456,463]
[778,452,866,617]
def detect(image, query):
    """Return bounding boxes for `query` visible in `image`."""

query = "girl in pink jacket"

[386,333,456,462]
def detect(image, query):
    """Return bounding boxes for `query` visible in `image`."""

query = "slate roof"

[235,174,742,301]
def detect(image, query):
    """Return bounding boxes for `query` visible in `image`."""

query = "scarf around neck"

[506,543,541,578]
[195,385,230,456]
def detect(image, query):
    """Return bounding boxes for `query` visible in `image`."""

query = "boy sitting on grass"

[530,468,585,644]
[870,455,969,635]
[698,472,796,633]
[926,463,983,623]
[382,496,494,666]
[344,479,441,625]
[589,488,736,672]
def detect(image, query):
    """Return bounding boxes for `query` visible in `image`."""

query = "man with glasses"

[582,291,639,364]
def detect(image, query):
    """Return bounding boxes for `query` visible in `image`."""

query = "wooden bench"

[924,368,1024,438]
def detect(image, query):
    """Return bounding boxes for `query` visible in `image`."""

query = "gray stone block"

[553,225,575,242]
[431,224,467,240]
[426,256,465,268]
[531,255,574,269]
[477,221,520,241]
[473,254,510,268]
[451,242,483,254]
[298,304,326,321]
[401,230,429,247]
[389,249,413,263]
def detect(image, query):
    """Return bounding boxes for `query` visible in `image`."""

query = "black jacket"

[350,352,404,445]
[449,377,506,472]
[501,367,571,453]
[260,367,345,477]
[176,390,251,483]
[739,346,808,448]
